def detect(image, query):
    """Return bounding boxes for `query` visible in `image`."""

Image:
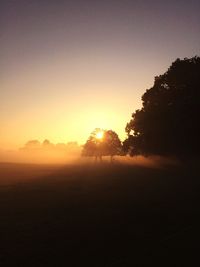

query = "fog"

[0,149,179,170]
[0,140,82,164]
[118,155,181,168]
[0,138,181,167]
[0,149,80,164]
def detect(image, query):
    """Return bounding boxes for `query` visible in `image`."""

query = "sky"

[1,0,200,149]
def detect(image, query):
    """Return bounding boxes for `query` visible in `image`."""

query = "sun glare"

[96,131,104,140]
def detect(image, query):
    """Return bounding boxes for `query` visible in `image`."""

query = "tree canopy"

[123,56,200,158]
[82,128,122,160]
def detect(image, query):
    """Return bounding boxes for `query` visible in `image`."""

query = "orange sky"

[1,0,199,150]
[1,76,147,149]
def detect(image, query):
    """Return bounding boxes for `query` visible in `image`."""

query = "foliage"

[82,128,122,159]
[124,56,200,157]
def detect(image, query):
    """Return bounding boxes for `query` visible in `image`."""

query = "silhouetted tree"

[42,139,54,149]
[103,130,122,161]
[82,128,122,161]
[124,56,200,158]
[43,139,51,146]
[23,140,41,150]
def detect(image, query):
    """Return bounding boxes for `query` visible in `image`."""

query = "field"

[0,161,200,266]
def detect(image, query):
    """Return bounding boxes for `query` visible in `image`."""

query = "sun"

[96,131,104,140]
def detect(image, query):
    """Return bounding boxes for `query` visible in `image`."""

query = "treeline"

[20,139,80,153]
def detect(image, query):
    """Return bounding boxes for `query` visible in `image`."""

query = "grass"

[0,161,200,266]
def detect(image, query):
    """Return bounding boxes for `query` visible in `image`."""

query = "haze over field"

[0,140,81,164]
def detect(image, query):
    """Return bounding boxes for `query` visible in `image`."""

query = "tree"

[103,130,123,161]
[23,140,41,150]
[123,56,200,158]
[82,128,122,161]
[42,139,54,149]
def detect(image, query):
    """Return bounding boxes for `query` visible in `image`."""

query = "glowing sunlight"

[96,130,104,140]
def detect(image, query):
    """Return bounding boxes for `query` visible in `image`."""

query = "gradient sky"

[1,0,200,149]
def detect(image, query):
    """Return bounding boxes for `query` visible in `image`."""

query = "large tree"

[82,128,122,161]
[124,56,200,158]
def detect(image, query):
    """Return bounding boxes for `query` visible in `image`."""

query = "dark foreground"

[0,161,200,266]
